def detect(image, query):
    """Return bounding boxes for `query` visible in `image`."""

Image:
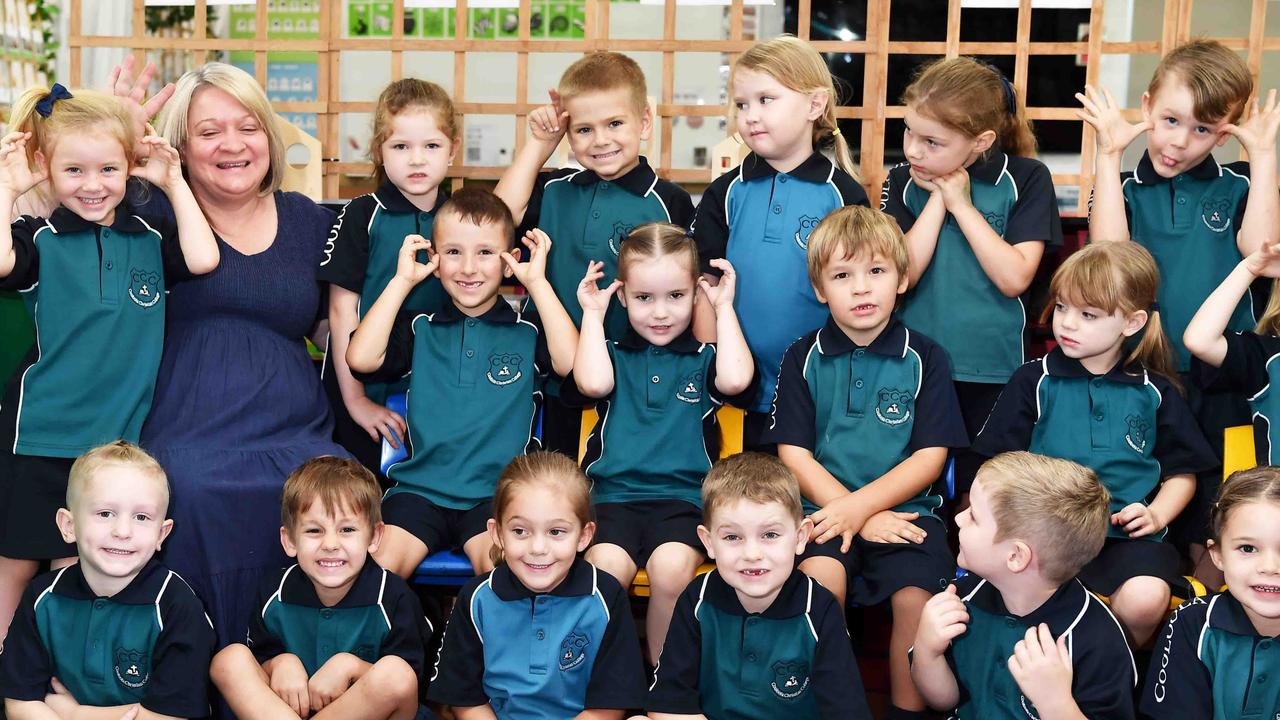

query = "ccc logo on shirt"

[1124,414,1150,454]
[559,631,589,670]
[486,353,523,386]
[770,659,810,700]
[128,268,161,308]
[676,370,704,404]
[608,221,635,256]
[1201,198,1233,233]
[794,216,821,250]
[113,647,150,689]
[875,388,913,426]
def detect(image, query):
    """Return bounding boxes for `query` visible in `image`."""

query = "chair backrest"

[380,393,409,475]
[1223,425,1257,480]
[578,404,746,462]
[276,114,322,201]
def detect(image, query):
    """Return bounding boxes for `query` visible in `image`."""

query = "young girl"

[1141,466,1280,718]
[693,34,868,449]
[880,57,1061,494]
[0,85,217,645]
[428,452,646,720]
[974,242,1216,647]
[318,79,457,476]
[566,223,753,664]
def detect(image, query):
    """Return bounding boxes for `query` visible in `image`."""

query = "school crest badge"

[559,631,589,670]
[794,215,821,249]
[875,388,913,426]
[608,221,635,256]
[1201,198,1233,233]
[486,353,523,386]
[983,211,1007,236]
[675,370,704,404]
[1125,413,1149,453]
[128,268,161,308]
[770,659,810,700]
[114,647,150,689]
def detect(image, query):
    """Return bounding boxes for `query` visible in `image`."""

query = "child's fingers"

[118,707,140,720]
[604,279,624,296]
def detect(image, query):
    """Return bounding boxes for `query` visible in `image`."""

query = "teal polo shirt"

[882,153,1062,384]
[930,573,1136,719]
[0,560,215,718]
[694,152,869,412]
[0,207,189,457]
[560,328,754,507]
[975,350,1215,540]
[1118,152,1253,371]
[317,183,449,404]
[647,569,871,720]
[247,558,430,678]
[1142,592,1280,719]
[765,316,968,516]
[519,156,694,340]
[1199,331,1280,465]
[351,299,548,510]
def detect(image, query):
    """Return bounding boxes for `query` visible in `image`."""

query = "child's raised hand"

[1244,241,1280,279]
[395,234,437,285]
[698,258,737,310]
[129,125,184,190]
[914,584,969,658]
[810,493,869,553]
[1226,89,1280,157]
[934,167,973,210]
[1075,84,1151,156]
[1112,502,1162,538]
[0,131,47,196]
[529,89,569,145]
[858,509,925,544]
[1008,624,1074,710]
[270,655,312,718]
[577,260,622,318]
[502,228,552,287]
[348,395,407,449]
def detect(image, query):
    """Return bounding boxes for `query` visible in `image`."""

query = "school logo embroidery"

[675,370,704,404]
[983,211,1006,236]
[559,631,589,670]
[113,648,150,689]
[1019,695,1041,719]
[770,660,810,700]
[608,221,635,256]
[874,388,913,426]
[794,215,821,249]
[1124,414,1150,453]
[128,268,161,308]
[486,353,523,386]
[1201,198,1233,232]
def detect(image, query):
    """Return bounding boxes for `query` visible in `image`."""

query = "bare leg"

[314,656,419,720]
[585,544,639,588]
[463,532,496,575]
[0,556,39,645]
[372,525,430,580]
[1189,543,1224,590]
[210,644,302,720]
[1110,575,1170,648]
[889,586,931,712]
[798,556,847,608]
[644,543,704,662]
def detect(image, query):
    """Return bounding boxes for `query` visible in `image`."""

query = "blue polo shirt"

[693,152,869,412]
[1196,331,1280,466]
[974,350,1216,540]
[429,558,645,719]
[1141,593,1280,719]
[765,316,968,516]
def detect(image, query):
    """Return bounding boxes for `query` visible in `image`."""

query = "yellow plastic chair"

[1223,425,1256,480]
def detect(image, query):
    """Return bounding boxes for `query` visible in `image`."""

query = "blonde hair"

[1257,281,1280,336]
[702,452,804,525]
[902,57,1037,158]
[1149,39,1253,125]
[558,52,648,118]
[8,86,136,172]
[732,35,858,180]
[67,441,169,516]
[490,452,593,565]
[977,452,1110,585]
[1042,242,1180,390]
[1211,466,1280,542]
[616,223,699,284]
[281,456,382,534]
[806,205,908,287]
[369,79,458,186]
[156,62,285,195]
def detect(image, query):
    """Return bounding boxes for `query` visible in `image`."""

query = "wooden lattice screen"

[68,0,1280,215]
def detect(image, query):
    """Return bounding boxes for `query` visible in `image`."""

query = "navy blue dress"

[141,191,347,648]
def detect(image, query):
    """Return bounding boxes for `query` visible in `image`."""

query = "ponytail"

[1256,279,1280,336]
[1127,308,1183,394]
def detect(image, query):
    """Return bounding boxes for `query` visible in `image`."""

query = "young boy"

[346,187,578,579]
[494,51,695,454]
[647,452,872,720]
[912,451,1136,719]
[0,441,215,720]
[765,205,968,719]
[209,456,430,720]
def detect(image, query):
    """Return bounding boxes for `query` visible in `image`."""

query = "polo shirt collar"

[617,325,701,353]
[816,315,908,358]
[967,151,1009,186]
[703,568,811,619]
[279,557,386,608]
[740,151,834,184]
[54,558,167,603]
[1209,592,1269,637]
[489,556,597,601]
[967,576,1091,637]
[433,297,519,324]
[1133,151,1221,185]
[1043,347,1146,384]
[568,156,657,197]
[374,181,449,214]
[48,204,151,235]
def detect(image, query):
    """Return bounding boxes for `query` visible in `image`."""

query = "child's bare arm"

[1226,90,1280,256]
[911,585,967,710]
[0,131,46,278]
[574,710,626,720]
[1007,625,1087,720]
[495,92,567,225]
[699,259,752,395]
[933,168,1043,297]
[647,714,707,720]
[263,653,312,719]
[131,133,217,275]
[572,261,620,397]
[504,229,578,377]
[453,705,500,720]
[1076,85,1151,243]
[5,699,64,720]
[1113,474,1195,540]
[348,235,435,374]
[308,653,370,715]
[329,286,407,447]
[902,182,947,288]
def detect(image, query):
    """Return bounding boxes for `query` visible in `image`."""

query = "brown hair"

[1041,242,1180,391]
[1211,466,1280,541]
[616,222,699,284]
[702,452,804,526]
[732,35,858,180]
[1148,39,1253,125]
[490,452,593,565]
[281,456,382,534]
[67,441,169,516]
[806,205,908,287]
[558,52,648,117]
[977,452,1110,585]
[902,57,1037,158]
[434,187,516,246]
[369,78,458,186]
[9,86,136,174]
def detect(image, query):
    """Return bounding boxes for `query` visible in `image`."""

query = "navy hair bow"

[35,84,73,118]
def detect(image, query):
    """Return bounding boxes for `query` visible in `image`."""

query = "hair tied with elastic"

[35,84,73,118]
[998,74,1016,116]
[1150,302,1161,313]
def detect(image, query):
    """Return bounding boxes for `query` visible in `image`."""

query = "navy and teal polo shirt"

[429,557,645,719]
[0,559,215,717]
[1198,331,1280,465]
[974,349,1215,540]
[560,327,755,508]
[1141,592,1280,719]
[881,152,1062,384]
[519,156,694,340]
[931,573,1136,719]
[764,316,968,516]
[693,152,869,412]
[247,557,430,678]
[350,299,549,510]
[647,569,871,720]
[1116,152,1253,371]
[0,207,190,457]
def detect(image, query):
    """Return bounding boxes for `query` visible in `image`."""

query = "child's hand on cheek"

[1225,89,1280,157]
[577,260,622,318]
[395,234,436,286]
[698,258,737,311]
[934,167,973,210]
[1112,502,1161,538]
[502,228,552,288]
[130,125,184,191]
[0,131,47,196]
[907,167,940,195]
[1008,624,1075,710]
